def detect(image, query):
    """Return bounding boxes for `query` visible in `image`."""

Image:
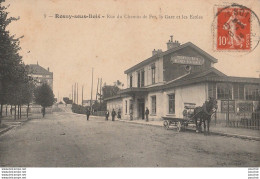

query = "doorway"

[138,99,145,119]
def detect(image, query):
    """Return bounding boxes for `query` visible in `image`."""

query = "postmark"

[212,3,260,54]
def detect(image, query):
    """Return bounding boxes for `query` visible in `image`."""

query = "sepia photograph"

[0,0,259,178]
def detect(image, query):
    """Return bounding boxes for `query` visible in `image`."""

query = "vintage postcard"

[0,0,259,178]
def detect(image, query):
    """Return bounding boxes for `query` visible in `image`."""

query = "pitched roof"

[124,42,218,74]
[28,64,52,75]
[149,69,260,92]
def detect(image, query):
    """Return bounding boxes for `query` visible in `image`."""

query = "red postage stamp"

[217,7,251,50]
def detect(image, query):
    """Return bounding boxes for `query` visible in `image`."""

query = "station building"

[106,37,260,121]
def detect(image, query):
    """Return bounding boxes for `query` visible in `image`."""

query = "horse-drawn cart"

[163,117,193,132]
[162,103,196,132]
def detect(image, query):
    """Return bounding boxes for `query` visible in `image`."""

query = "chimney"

[167,35,181,50]
[152,49,157,56]
[152,49,163,56]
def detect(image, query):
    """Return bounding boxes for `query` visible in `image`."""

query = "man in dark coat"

[145,107,149,122]
[86,108,90,121]
[117,108,121,119]
[111,109,116,121]
[105,110,109,121]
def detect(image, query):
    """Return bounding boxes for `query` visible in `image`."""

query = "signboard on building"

[170,56,204,65]
[221,100,235,113]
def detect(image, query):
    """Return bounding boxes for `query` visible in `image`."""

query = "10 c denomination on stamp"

[216,7,251,50]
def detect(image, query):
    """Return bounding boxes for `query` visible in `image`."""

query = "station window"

[245,85,259,101]
[168,94,175,114]
[217,83,232,99]
[129,74,133,88]
[125,100,128,114]
[151,96,156,114]
[137,69,145,87]
[137,72,141,87]
[151,64,156,84]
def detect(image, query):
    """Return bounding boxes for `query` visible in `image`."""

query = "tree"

[63,97,72,105]
[34,83,55,117]
[0,1,27,124]
[102,85,120,100]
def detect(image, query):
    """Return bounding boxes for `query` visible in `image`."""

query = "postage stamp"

[216,7,251,50]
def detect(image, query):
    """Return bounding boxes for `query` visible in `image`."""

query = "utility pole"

[74,83,76,104]
[96,78,99,101]
[72,85,74,103]
[82,85,84,106]
[77,83,79,105]
[100,78,102,104]
[90,68,94,112]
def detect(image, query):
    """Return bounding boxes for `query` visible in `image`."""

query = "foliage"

[71,103,86,114]
[102,85,120,100]
[34,83,55,108]
[63,97,72,104]
[0,1,34,122]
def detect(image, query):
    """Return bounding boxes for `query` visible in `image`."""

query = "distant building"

[28,62,53,90]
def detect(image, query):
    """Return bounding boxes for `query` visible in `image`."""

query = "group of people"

[105,108,121,121]
[85,107,150,121]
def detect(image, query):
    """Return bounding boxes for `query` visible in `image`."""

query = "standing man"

[41,107,45,118]
[111,109,116,121]
[117,108,121,119]
[86,108,90,121]
[105,110,109,121]
[145,107,149,122]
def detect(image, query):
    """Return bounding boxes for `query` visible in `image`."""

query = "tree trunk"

[14,105,16,120]
[6,105,7,116]
[10,105,12,115]
[20,105,22,119]
[0,103,2,118]
[18,105,20,119]
[27,104,29,118]
[0,104,2,125]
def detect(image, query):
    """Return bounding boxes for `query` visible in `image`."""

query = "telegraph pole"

[74,83,76,104]
[90,68,94,112]
[100,78,102,104]
[82,85,84,106]
[96,78,99,101]
[72,85,74,103]
[77,83,79,105]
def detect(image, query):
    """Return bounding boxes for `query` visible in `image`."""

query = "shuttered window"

[151,96,156,114]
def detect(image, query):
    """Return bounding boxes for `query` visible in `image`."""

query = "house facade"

[106,37,260,121]
[28,63,53,90]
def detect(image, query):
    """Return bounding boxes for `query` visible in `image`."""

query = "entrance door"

[138,99,145,119]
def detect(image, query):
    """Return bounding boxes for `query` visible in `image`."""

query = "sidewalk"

[0,114,41,136]
[117,118,260,141]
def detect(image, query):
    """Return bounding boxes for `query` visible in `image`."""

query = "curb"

[0,126,14,136]
[117,120,163,128]
[0,117,34,136]
[117,120,260,141]
[209,131,260,141]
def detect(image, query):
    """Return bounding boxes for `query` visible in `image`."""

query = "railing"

[212,112,260,130]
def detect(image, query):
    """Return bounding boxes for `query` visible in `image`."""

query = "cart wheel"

[163,120,169,130]
[176,121,182,132]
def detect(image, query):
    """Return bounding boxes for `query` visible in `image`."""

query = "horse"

[193,98,218,135]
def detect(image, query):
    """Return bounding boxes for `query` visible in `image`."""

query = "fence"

[213,112,260,130]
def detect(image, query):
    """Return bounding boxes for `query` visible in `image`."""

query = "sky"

[4,0,260,102]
